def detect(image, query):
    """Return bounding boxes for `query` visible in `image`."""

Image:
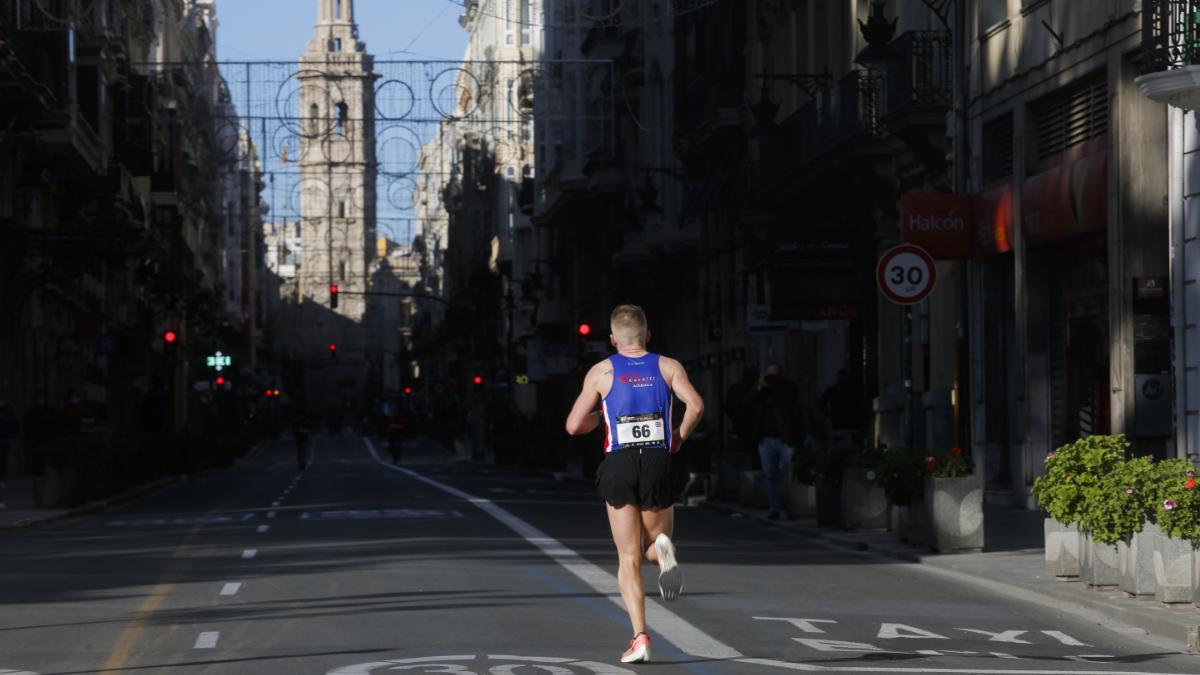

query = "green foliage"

[1032,434,1127,528]
[810,445,881,485]
[1087,455,1157,544]
[1145,459,1200,543]
[926,447,973,478]
[875,445,926,505]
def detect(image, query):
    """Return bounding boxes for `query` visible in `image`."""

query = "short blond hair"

[610,304,648,346]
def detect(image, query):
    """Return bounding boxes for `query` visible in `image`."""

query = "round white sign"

[877,244,937,305]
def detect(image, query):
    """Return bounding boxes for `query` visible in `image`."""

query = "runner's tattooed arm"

[565,361,608,436]
[660,357,704,452]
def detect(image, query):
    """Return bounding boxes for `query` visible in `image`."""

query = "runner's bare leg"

[607,503,647,635]
[641,506,674,563]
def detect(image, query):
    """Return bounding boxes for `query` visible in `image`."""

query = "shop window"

[978,0,1008,33]
[1031,73,1108,166]
[982,113,1014,186]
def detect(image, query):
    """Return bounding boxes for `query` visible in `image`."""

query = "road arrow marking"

[193,632,219,649]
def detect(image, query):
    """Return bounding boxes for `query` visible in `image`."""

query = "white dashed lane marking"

[193,632,219,649]
[241,549,257,560]
[257,525,270,533]
[220,583,241,596]
[267,511,276,519]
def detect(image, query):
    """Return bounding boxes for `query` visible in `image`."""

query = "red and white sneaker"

[654,533,683,601]
[621,632,652,663]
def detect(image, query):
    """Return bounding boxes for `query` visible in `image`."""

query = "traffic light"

[403,386,413,395]
[329,284,339,309]
[264,388,273,397]
[472,375,483,385]
[329,343,338,360]
[162,329,178,362]
[578,323,591,336]
[215,376,226,387]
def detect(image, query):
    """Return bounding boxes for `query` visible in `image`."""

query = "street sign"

[877,244,937,305]
[206,351,232,371]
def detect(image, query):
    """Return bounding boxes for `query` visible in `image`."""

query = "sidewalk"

[703,498,1200,652]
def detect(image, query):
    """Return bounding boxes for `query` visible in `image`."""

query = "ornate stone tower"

[298,0,377,321]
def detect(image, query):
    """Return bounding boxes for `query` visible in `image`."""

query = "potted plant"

[923,446,983,552]
[1033,436,1115,580]
[813,446,848,527]
[876,445,927,544]
[1146,458,1198,604]
[1108,455,1157,597]
[1034,435,1125,587]
[786,445,818,518]
[840,446,887,531]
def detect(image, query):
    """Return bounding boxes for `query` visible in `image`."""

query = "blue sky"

[216,0,469,62]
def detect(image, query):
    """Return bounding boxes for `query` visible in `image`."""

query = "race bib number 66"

[616,413,666,447]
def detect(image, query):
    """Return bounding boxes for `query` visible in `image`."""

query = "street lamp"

[854,0,901,66]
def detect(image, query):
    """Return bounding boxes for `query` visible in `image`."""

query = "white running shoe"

[654,533,683,601]
[621,632,651,663]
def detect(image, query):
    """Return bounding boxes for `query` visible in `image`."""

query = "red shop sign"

[900,193,974,260]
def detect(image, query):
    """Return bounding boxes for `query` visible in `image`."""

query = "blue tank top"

[601,353,673,453]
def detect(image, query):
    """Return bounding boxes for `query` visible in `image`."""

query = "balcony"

[1138,0,1200,109]
[880,31,952,123]
[791,69,884,165]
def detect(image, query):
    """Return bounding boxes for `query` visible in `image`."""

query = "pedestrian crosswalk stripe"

[193,632,219,649]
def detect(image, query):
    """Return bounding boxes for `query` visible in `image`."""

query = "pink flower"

[1046,451,1056,458]
[1164,499,1177,511]
[1125,487,1135,495]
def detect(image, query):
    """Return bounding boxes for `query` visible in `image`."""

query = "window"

[1031,74,1108,165]
[521,0,532,45]
[335,0,343,19]
[978,0,1008,33]
[332,38,342,52]
[309,103,320,134]
[982,114,1014,185]
[335,102,348,137]
[339,260,347,280]
[505,0,515,45]
[338,200,346,218]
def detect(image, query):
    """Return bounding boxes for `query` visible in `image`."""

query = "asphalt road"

[1,434,1197,675]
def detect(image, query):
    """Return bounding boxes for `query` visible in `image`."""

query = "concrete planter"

[908,498,930,547]
[891,505,910,542]
[1081,532,1120,588]
[923,474,984,552]
[840,467,889,531]
[1118,528,1155,597]
[816,479,842,527]
[1150,524,1194,604]
[783,463,816,518]
[1044,519,1081,578]
[1193,543,1200,609]
[738,470,768,508]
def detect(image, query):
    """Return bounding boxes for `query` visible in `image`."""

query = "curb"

[701,499,1200,652]
[0,460,234,532]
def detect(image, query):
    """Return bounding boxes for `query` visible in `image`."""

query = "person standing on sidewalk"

[747,363,801,519]
[565,304,705,664]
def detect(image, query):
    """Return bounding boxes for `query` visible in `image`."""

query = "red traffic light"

[329,284,339,293]
[215,376,226,386]
[403,386,412,395]
[328,343,337,352]
[472,375,483,385]
[163,330,178,344]
[265,388,273,397]
[578,323,591,336]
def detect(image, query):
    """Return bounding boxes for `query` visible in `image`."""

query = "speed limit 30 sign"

[877,244,937,305]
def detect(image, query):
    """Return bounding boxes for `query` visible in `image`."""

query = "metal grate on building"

[1032,74,1108,164]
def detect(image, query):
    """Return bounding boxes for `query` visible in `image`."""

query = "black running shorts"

[596,447,674,509]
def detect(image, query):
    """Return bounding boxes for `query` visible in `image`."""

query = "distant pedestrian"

[0,401,18,488]
[747,363,801,519]
[565,304,704,664]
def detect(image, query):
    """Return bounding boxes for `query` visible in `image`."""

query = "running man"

[565,304,705,664]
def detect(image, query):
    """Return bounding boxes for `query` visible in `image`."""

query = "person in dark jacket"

[746,363,801,519]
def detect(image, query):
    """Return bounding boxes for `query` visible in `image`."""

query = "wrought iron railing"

[1143,0,1200,73]
[883,31,952,116]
